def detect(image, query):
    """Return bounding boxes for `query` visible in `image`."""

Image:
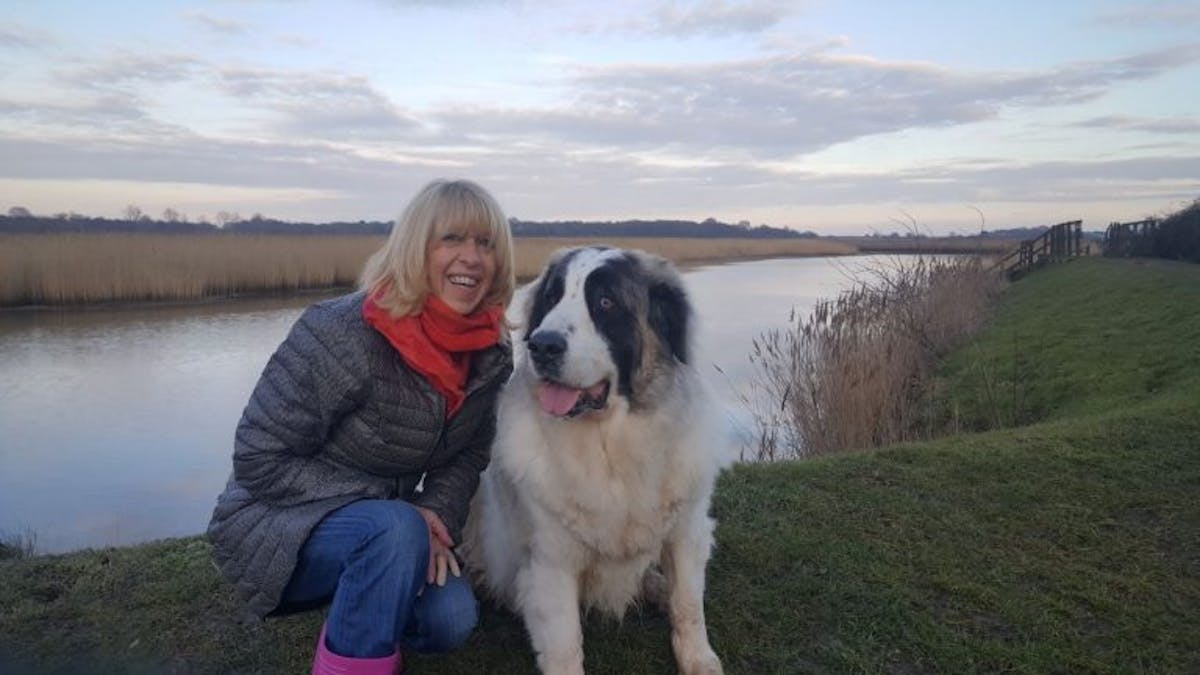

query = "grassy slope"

[2,258,1198,674]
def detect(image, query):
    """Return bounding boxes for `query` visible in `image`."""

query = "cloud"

[0,22,55,49]
[651,0,792,37]
[0,135,408,192]
[274,33,319,48]
[1095,3,1200,28]
[569,0,795,38]
[1074,115,1200,134]
[216,68,422,140]
[374,0,507,6]
[3,29,1196,229]
[63,52,204,90]
[3,122,1196,230]
[0,95,154,131]
[182,11,249,36]
[432,44,1200,159]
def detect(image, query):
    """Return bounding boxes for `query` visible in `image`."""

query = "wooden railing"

[995,220,1084,279]
[1103,218,1158,258]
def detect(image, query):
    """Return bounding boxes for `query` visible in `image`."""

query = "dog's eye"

[598,296,614,311]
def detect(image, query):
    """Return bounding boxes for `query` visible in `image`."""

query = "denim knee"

[415,575,479,652]
[348,500,430,568]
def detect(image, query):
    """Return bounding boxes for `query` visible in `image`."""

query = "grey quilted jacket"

[206,291,512,619]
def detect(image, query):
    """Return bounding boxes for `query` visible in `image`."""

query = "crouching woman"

[207,179,515,674]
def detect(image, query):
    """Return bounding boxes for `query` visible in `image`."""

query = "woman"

[207,179,515,674]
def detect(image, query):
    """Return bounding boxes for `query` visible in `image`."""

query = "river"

[0,255,877,553]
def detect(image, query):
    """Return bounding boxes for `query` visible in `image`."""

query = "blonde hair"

[359,179,516,317]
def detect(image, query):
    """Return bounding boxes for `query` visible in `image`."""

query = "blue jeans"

[279,499,478,658]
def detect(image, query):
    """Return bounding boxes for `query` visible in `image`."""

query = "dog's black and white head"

[519,246,693,418]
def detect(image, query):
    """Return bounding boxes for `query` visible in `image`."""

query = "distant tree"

[215,211,241,227]
[7,206,32,218]
[162,208,183,223]
[124,205,144,222]
[1150,198,1199,263]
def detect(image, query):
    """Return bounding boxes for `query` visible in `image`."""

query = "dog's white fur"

[463,247,729,675]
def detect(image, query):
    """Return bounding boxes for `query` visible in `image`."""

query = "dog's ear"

[648,277,691,364]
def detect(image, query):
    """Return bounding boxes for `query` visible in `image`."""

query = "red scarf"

[363,292,504,418]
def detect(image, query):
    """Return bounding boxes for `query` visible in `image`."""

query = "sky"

[2,0,1198,235]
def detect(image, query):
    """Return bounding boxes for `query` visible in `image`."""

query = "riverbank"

[3,257,1197,673]
[0,233,860,308]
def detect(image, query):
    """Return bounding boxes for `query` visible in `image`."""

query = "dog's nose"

[527,330,567,366]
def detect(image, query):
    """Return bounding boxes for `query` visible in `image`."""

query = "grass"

[0,233,855,307]
[932,257,1200,431]
[2,257,1198,673]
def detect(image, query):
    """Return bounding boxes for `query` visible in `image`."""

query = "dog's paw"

[677,647,723,675]
[538,655,585,675]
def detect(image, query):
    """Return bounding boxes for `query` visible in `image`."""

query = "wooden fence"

[995,220,1084,279]
[1103,219,1158,257]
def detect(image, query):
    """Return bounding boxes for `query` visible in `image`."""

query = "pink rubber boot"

[311,624,403,675]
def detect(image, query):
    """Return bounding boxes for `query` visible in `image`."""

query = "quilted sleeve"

[232,303,388,506]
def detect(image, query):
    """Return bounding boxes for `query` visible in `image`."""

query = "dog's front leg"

[517,560,585,675]
[662,513,723,675]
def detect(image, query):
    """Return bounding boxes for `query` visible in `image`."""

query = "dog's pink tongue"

[537,381,582,416]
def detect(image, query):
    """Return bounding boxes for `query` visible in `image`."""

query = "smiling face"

[426,227,497,315]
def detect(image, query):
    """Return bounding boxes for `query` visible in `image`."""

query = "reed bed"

[744,255,1006,460]
[833,236,1016,254]
[0,233,377,306]
[512,236,855,278]
[0,233,855,307]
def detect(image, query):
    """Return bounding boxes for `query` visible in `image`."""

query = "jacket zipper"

[400,345,508,497]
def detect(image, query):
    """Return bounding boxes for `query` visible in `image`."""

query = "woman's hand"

[415,506,461,586]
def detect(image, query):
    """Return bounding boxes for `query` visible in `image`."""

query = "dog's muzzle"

[527,329,567,376]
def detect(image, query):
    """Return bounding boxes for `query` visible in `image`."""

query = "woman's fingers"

[427,540,461,586]
[436,551,448,586]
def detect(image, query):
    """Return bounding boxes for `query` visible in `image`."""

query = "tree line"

[1,207,815,239]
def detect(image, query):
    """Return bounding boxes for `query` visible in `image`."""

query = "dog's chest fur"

[530,413,692,560]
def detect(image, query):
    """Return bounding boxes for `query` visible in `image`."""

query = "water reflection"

[0,294,334,553]
[0,258,881,553]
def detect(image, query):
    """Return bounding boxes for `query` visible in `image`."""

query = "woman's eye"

[477,237,492,249]
[442,233,463,243]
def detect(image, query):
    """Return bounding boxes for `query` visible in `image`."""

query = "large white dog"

[462,246,730,675]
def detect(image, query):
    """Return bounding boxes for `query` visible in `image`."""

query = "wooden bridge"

[995,220,1085,279]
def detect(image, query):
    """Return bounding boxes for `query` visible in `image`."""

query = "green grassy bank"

[3,258,1198,673]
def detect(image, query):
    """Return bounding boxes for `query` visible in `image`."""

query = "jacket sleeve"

[411,386,499,543]
[232,304,388,506]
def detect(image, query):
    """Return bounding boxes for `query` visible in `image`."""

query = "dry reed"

[512,237,855,278]
[0,233,855,307]
[745,255,1006,461]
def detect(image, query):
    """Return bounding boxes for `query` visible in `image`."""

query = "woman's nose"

[458,238,483,264]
